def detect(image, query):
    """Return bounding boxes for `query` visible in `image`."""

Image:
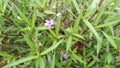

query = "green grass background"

[0,0,120,68]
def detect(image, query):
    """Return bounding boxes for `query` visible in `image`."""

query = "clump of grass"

[0,0,120,68]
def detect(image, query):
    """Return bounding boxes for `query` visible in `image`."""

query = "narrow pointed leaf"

[3,56,38,68]
[40,39,63,56]
[83,19,101,42]
[102,32,117,49]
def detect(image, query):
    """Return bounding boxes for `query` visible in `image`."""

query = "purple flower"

[44,19,53,27]
[61,52,67,59]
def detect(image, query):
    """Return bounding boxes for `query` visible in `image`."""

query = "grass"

[0,0,120,68]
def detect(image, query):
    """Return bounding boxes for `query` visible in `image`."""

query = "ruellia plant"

[0,0,120,68]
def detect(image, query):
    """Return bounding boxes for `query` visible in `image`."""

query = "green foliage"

[0,0,120,68]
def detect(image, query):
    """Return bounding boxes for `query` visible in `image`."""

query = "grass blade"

[71,0,81,14]
[24,34,35,51]
[73,14,82,32]
[72,53,85,64]
[66,36,72,51]
[40,39,63,56]
[96,15,120,28]
[72,33,84,39]
[87,60,96,68]
[107,52,113,64]
[3,56,38,68]
[102,32,117,49]
[97,42,102,54]
[36,26,53,31]
[40,57,45,68]
[83,19,101,42]
[84,0,100,18]
[0,51,13,57]
[50,53,55,68]
[44,10,55,14]
[14,4,30,25]
[55,17,61,36]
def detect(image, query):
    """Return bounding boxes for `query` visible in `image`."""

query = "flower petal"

[46,20,49,23]
[61,52,67,59]
[50,20,53,24]
[45,19,54,27]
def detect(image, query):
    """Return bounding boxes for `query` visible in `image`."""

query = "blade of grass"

[71,0,81,14]
[40,39,63,56]
[94,7,105,24]
[49,29,58,39]
[36,26,53,31]
[66,35,72,51]
[31,10,36,27]
[3,56,38,68]
[72,53,86,64]
[2,0,8,14]
[0,51,13,57]
[102,32,117,49]
[44,10,55,14]
[73,14,82,32]
[72,33,84,39]
[55,17,61,36]
[111,0,120,11]
[10,17,24,30]
[84,0,100,18]
[40,57,45,68]
[95,16,120,28]
[50,53,55,68]
[97,42,102,55]
[92,55,101,62]
[109,25,114,36]
[40,0,47,9]
[87,60,96,68]
[83,19,101,42]
[107,52,113,64]
[14,4,30,25]
[24,34,35,51]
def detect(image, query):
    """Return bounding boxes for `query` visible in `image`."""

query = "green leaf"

[66,36,72,51]
[49,29,58,39]
[1,0,8,14]
[107,52,113,64]
[72,53,86,64]
[83,19,101,42]
[84,0,100,17]
[71,0,81,14]
[97,42,102,55]
[50,53,55,68]
[24,34,35,51]
[14,4,30,25]
[115,56,120,60]
[40,0,47,8]
[96,16,120,28]
[94,7,105,24]
[72,33,84,39]
[102,32,117,49]
[3,56,38,68]
[73,14,82,32]
[40,57,45,68]
[44,10,55,14]
[31,11,36,27]
[36,26,53,31]
[87,60,96,68]
[111,0,120,11]
[55,17,61,36]
[0,51,13,57]
[35,0,46,9]
[92,55,101,62]
[40,39,63,56]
